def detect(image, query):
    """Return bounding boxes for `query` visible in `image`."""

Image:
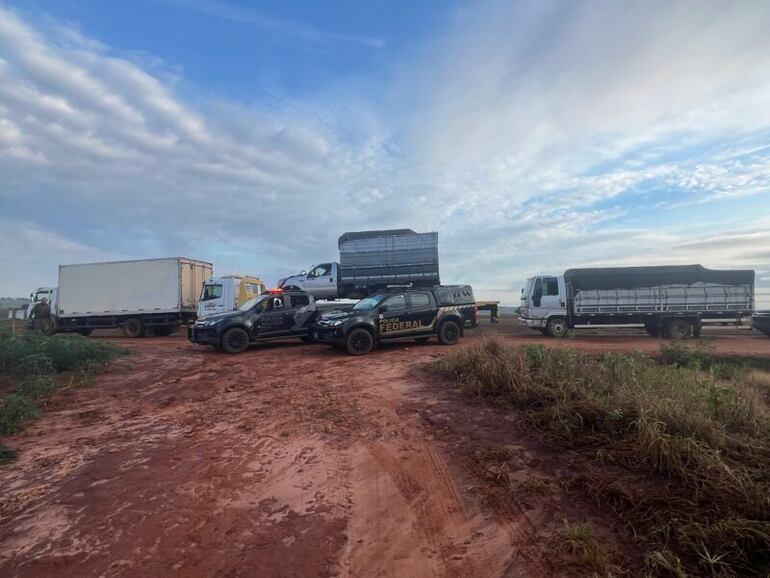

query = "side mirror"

[378,305,387,313]
[300,270,307,277]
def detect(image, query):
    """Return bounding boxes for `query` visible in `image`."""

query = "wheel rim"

[227,331,247,350]
[444,324,458,342]
[351,332,370,352]
[553,322,564,334]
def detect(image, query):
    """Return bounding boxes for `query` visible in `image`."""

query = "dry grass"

[435,338,770,577]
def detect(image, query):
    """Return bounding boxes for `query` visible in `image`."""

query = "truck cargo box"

[338,229,439,288]
[565,265,754,318]
[58,258,212,318]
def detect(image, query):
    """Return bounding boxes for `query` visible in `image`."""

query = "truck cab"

[198,275,266,318]
[27,287,58,319]
[278,263,340,300]
[519,275,569,337]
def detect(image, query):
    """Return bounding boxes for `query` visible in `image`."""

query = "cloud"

[0,1,769,308]
[159,0,386,49]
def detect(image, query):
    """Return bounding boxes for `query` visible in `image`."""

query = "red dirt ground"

[1,320,768,577]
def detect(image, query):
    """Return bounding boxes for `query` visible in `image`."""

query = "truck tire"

[221,327,250,354]
[124,318,146,338]
[438,320,461,345]
[644,324,659,337]
[346,328,374,356]
[666,319,692,340]
[77,328,93,337]
[546,317,569,338]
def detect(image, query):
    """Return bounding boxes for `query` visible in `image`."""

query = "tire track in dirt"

[2,334,561,578]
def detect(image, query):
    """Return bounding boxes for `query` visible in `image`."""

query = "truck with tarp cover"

[278,229,440,300]
[520,265,754,338]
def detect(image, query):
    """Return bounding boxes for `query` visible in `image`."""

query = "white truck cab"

[28,287,58,318]
[197,276,266,319]
[519,275,569,336]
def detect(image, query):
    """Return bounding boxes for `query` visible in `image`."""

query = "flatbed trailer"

[475,301,500,324]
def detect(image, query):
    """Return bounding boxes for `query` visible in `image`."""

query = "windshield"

[353,294,387,311]
[238,295,267,311]
[201,284,223,301]
[522,278,533,300]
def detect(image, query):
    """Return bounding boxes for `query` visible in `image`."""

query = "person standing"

[29,298,52,334]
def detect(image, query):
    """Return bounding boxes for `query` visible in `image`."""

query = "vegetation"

[0,328,126,441]
[435,338,770,577]
[0,442,16,465]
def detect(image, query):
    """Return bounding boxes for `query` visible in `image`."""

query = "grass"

[435,338,770,577]
[0,328,126,445]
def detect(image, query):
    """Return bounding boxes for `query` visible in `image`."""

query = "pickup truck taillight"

[472,305,478,323]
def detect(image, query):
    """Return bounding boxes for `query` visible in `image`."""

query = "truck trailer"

[278,229,440,300]
[520,265,754,338]
[38,258,212,337]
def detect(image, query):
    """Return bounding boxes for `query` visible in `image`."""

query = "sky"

[1,0,769,307]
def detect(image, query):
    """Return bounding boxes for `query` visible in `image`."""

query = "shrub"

[0,442,16,465]
[0,395,41,436]
[435,338,770,576]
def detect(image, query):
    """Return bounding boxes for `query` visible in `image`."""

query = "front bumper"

[519,317,545,329]
[188,325,220,345]
[312,325,345,345]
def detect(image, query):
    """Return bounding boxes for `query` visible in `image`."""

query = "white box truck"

[35,258,212,337]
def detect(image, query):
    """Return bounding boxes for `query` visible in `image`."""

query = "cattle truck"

[39,257,212,337]
[278,229,440,300]
[520,265,754,338]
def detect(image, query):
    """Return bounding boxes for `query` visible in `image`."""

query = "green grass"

[0,329,126,443]
[435,338,770,577]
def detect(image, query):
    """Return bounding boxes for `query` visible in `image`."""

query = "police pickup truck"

[189,289,321,353]
[312,285,476,355]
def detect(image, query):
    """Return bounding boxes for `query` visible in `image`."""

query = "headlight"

[332,320,343,326]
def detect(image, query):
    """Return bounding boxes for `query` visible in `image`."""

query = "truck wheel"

[221,328,250,354]
[438,320,461,345]
[546,317,569,338]
[124,318,146,338]
[77,328,93,337]
[346,328,374,356]
[644,324,660,337]
[666,320,692,340]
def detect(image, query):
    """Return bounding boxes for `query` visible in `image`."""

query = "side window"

[383,294,406,312]
[409,293,431,309]
[290,295,310,308]
[309,264,331,278]
[543,278,559,296]
[201,284,223,301]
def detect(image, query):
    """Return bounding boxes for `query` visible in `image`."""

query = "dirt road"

[1,322,768,577]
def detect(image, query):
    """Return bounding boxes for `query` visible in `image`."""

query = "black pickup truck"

[312,285,477,355]
[189,290,320,353]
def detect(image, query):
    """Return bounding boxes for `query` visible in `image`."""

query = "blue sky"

[1,0,769,306]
